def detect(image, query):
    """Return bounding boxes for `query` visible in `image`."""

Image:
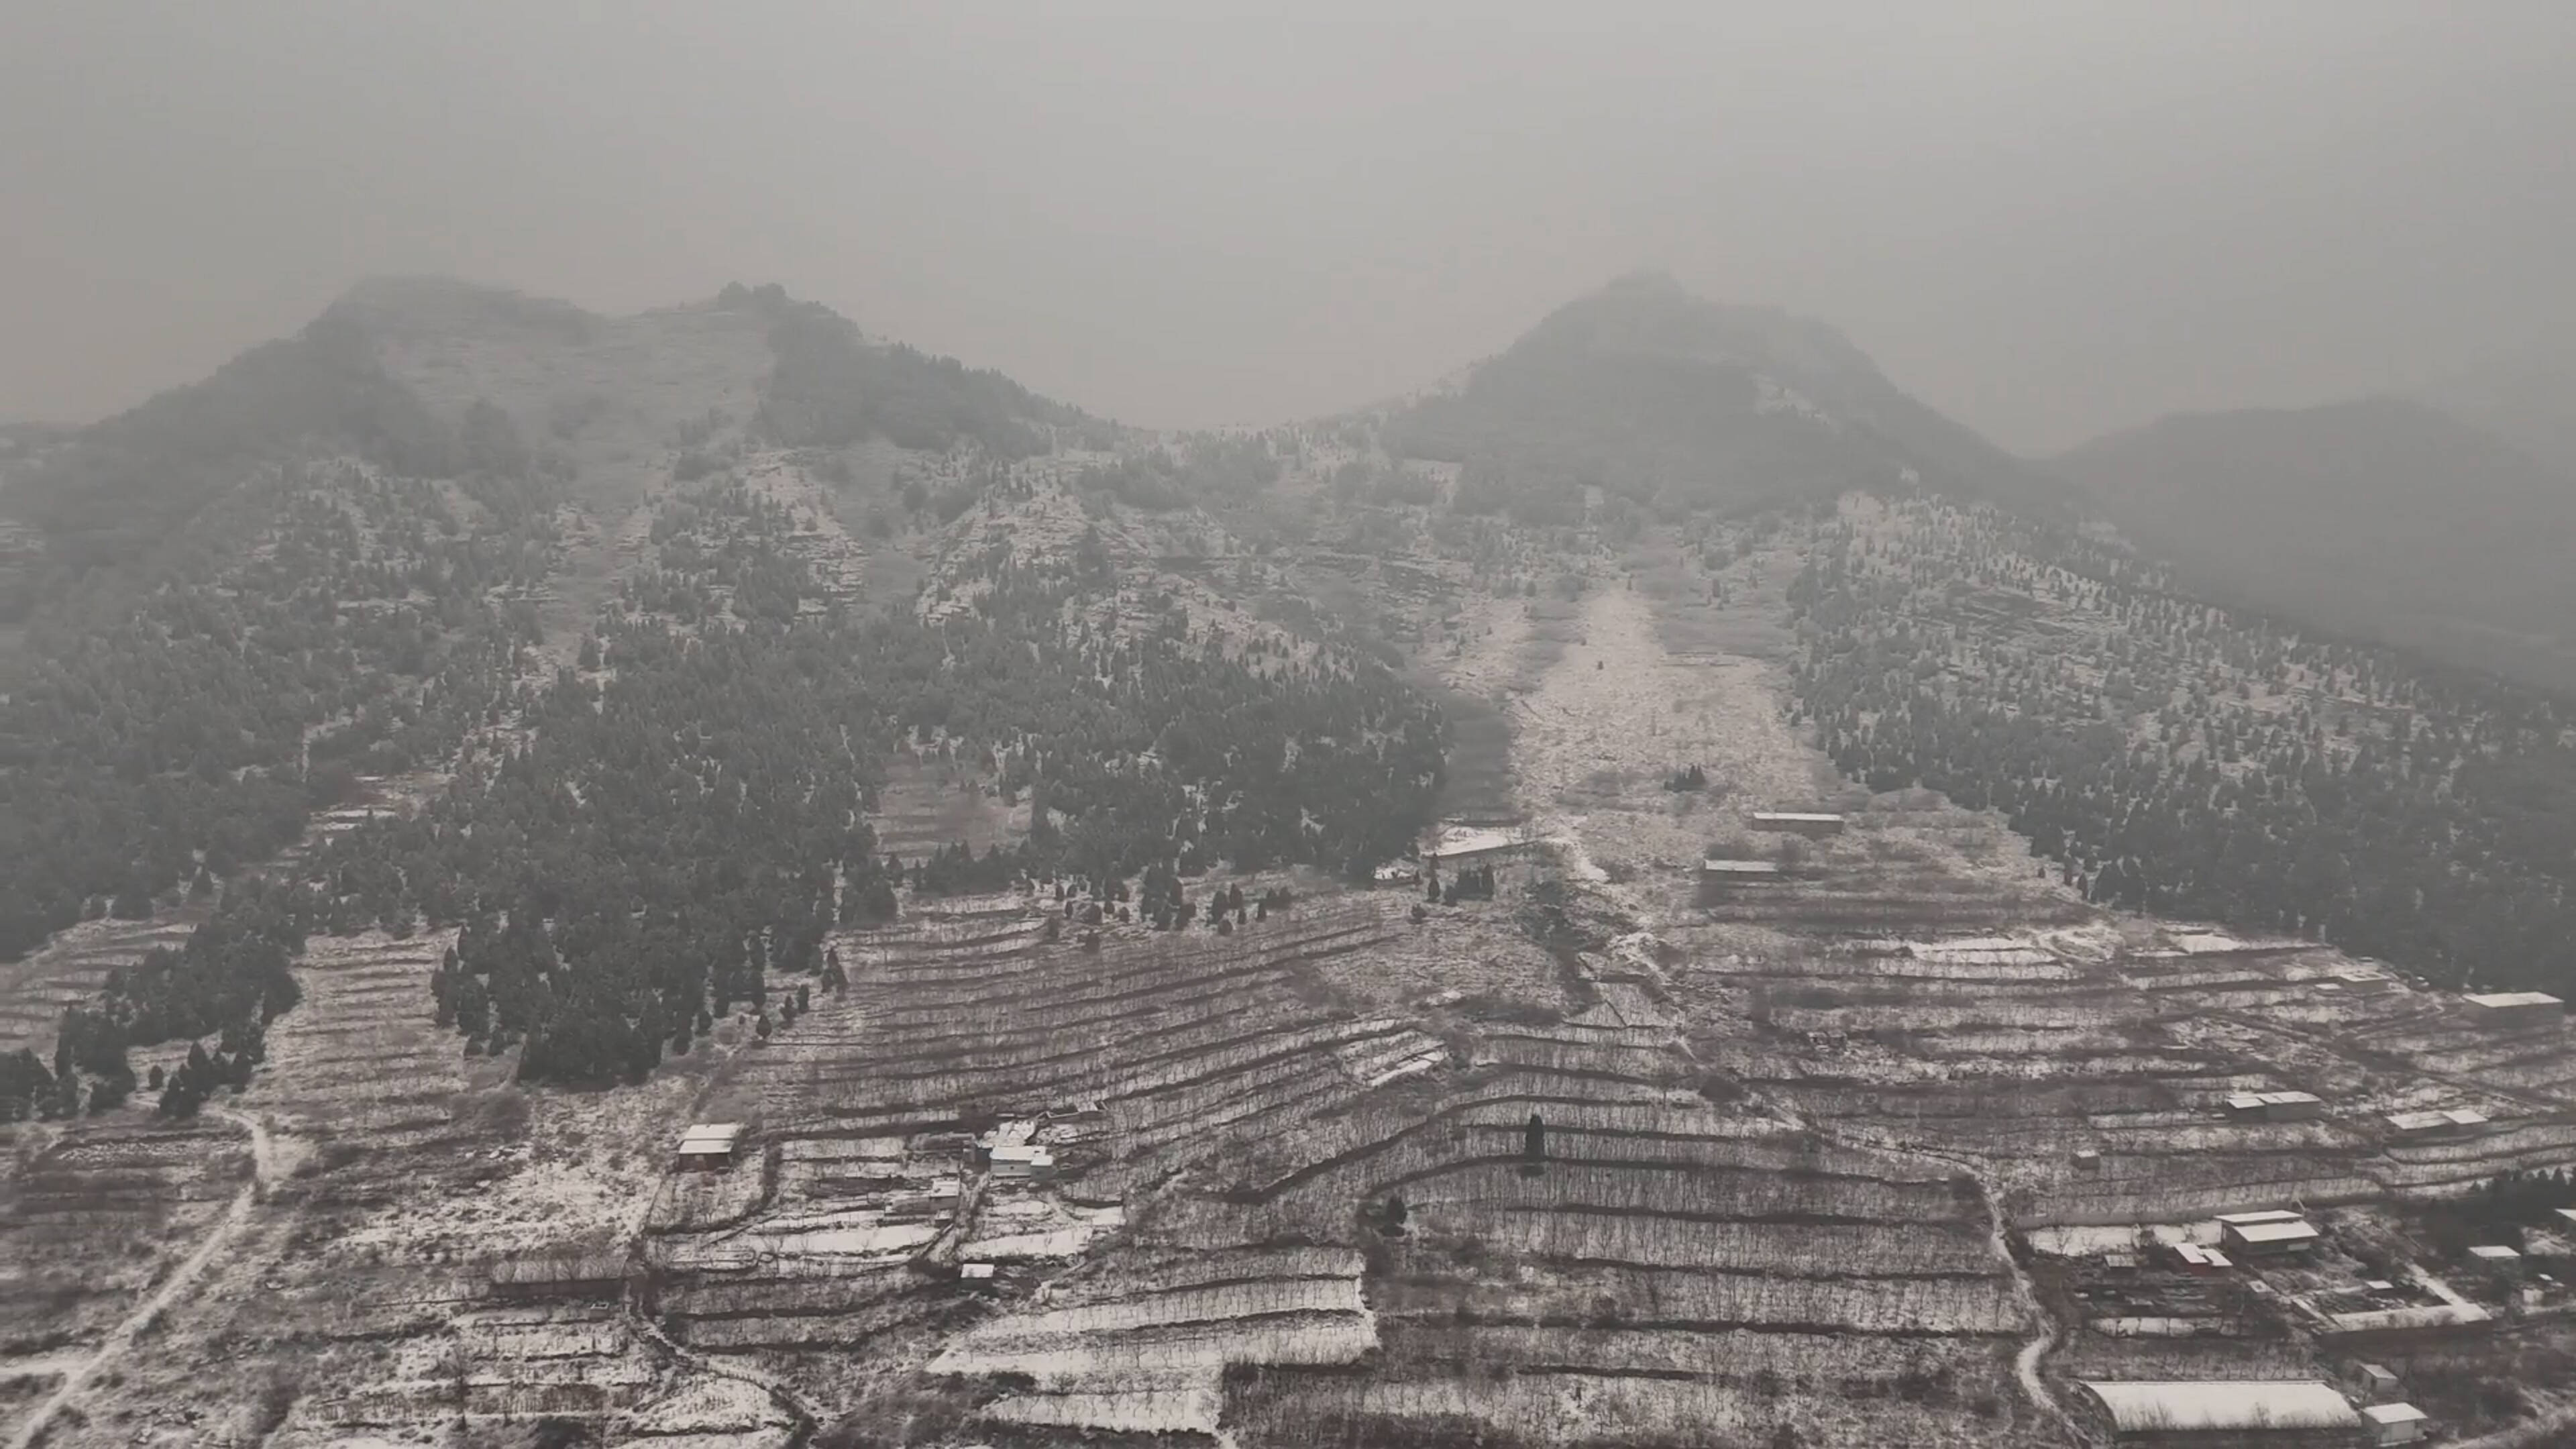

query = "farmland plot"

[0,1119,250,1357]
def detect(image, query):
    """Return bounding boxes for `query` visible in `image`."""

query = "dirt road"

[7,1108,272,1449]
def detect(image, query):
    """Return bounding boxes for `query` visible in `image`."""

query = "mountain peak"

[1373,274,2057,519]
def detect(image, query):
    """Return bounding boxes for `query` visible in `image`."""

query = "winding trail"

[7,1108,273,1449]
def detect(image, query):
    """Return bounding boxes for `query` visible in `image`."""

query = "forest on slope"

[3,282,1448,1116]
[1786,496,2576,997]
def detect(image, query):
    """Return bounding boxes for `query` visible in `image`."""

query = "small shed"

[2385,1107,2489,1139]
[676,1122,746,1171]
[2330,966,2398,994]
[2361,1403,2428,1446]
[2078,1381,2359,1440]
[959,1261,996,1281]
[990,1143,1056,1181]
[1750,811,1847,838]
[2219,1211,2321,1256]
[2463,991,2565,1029]
[2356,1362,2400,1400]
[2467,1244,2523,1280]
[2226,1091,2324,1122]
[1700,858,1783,883]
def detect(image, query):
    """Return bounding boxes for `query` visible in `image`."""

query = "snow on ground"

[1512,584,1817,898]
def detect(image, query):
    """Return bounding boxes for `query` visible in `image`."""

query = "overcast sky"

[5,1,2571,452]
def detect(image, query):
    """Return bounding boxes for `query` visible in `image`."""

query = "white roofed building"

[676,1122,746,1171]
[2078,1380,2359,1440]
[2361,1403,2428,1445]
[2462,991,2565,1028]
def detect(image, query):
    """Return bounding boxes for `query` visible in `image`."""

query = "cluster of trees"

[0,372,555,961]
[739,285,1110,457]
[1786,498,2576,995]
[1075,433,1285,513]
[286,464,1442,1085]
[152,1031,262,1119]
[0,313,558,1113]
[1429,862,1500,904]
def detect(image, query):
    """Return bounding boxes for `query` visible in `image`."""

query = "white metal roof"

[2216,1210,2306,1226]
[2079,1381,2358,1434]
[1751,811,1844,823]
[2363,1403,2428,1426]
[678,1123,744,1152]
[2468,1244,2522,1260]
[2257,1090,2322,1106]
[1701,858,1782,873]
[2226,1220,2320,1245]
[959,1262,996,1279]
[2224,1092,2267,1110]
[2465,991,2563,1008]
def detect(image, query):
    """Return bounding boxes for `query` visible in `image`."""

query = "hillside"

[1377,271,2064,523]
[5,276,2576,1448]
[2055,397,2576,691]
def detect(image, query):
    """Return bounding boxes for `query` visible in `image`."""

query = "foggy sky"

[6,1,2571,454]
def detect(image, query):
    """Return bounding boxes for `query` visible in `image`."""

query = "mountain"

[2416,348,2576,481]
[1376,271,2063,521]
[2055,396,2576,692]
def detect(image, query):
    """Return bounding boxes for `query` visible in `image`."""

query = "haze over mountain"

[2415,349,2576,482]
[1376,273,2062,523]
[9,4,2576,455]
[2055,396,2576,692]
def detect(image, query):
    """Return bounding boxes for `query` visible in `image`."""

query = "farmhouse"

[2461,991,2565,1028]
[2218,1210,2320,1256]
[2329,965,2398,994]
[989,1143,1056,1181]
[2361,1403,2428,1446]
[2384,1108,2489,1139]
[1750,810,1846,838]
[2224,1091,2324,1122]
[2466,1244,2523,1281]
[676,1122,746,1171]
[2078,1381,2359,1442]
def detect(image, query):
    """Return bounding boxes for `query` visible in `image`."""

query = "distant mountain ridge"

[2055,395,2576,692]
[1376,272,2065,522]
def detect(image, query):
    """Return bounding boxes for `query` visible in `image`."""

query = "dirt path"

[1508,581,2084,1446]
[7,1109,272,1449]
[628,1305,820,1446]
